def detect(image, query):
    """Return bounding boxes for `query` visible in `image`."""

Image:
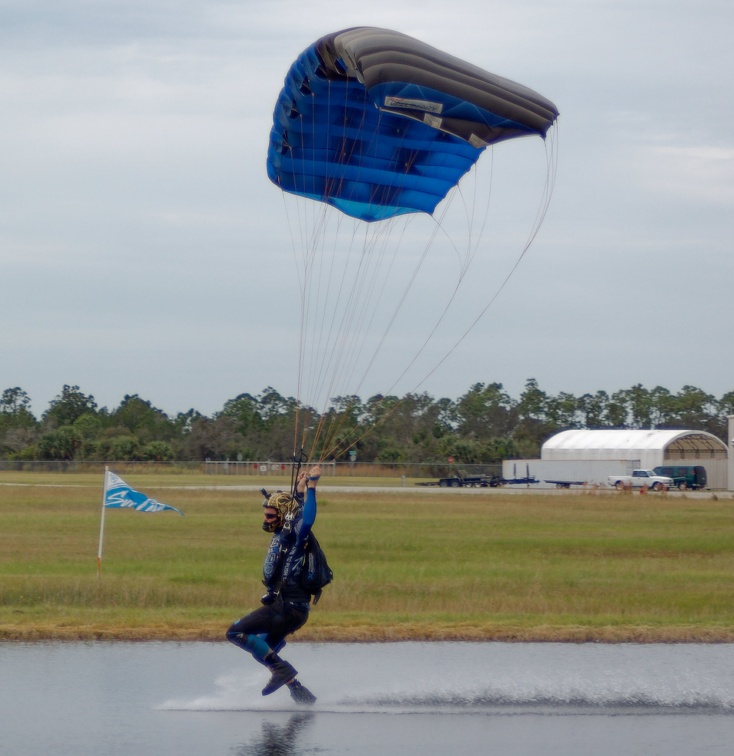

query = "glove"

[261,591,276,605]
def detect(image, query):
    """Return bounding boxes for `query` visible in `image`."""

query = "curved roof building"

[542,429,728,470]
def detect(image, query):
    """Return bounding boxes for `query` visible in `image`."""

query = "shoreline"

[3,624,733,643]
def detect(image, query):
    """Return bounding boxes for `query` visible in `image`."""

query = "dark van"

[652,465,707,490]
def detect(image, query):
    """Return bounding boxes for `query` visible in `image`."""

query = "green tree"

[606,390,629,427]
[359,393,448,463]
[252,388,300,459]
[73,412,102,439]
[43,385,97,428]
[717,390,734,417]
[374,442,408,463]
[514,378,552,453]
[517,378,547,423]
[621,383,651,428]
[577,390,610,428]
[257,387,296,421]
[109,395,174,443]
[142,441,174,462]
[37,426,83,460]
[71,413,104,459]
[219,393,264,435]
[105,435,142,461]
[181,416,241,460]
[545,391,580,430]
[0,387,38,457]
[667,385,716,430]
[438,436,486,465]
[710,391,734,440]
[456,382,516,441]
[1,387,34,417]
[175,408,203,433]
[649,386,674,427]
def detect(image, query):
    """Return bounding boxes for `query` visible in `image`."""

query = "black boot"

[262,654,297,696]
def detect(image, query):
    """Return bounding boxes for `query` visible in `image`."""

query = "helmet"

[262,491,299,532]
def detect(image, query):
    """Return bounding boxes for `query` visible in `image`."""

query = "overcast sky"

[2,0,732,418]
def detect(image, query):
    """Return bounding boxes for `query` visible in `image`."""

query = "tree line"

[1,381,732,464]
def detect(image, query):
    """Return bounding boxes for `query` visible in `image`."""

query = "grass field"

[1,472,733,642]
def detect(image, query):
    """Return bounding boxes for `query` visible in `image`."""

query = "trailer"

[439,474,502,488]
[502,475,541,485]
[501,462,540,486]
[544,479,587,489]
[503,459,639,488]
[416,474,503,488]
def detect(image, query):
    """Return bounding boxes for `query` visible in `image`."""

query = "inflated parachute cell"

[267,27,559,222]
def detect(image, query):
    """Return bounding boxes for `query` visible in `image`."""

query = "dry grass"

[2,474,734,642]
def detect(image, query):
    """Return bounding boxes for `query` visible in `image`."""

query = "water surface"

[2,641,733,754]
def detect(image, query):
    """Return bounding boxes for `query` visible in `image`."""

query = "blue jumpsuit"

[226,487,317,663]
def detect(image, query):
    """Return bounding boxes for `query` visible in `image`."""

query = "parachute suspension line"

[339,149,495,407]
[353,215,443,399]
[286,86,326,458]
[460,148,495,277]
[356,129,558,414]
[301,238,362,460]
[291,75,359,462]
[308,220,399,459]
[280,177,309,458]
[308,108,489,458]
[315,210,460,461]
[296,77,367,461]
[311,92,379,405]
[332,108,420,396]
[298,205,336,461]
[370,166,489,400]
[327,100,453,408]
[320,221,409,457]
[372,150,496,397]
[515,126,559,264]
[310,213,426,459]
[301,220,372,460]
[407,125,561,394]
[311,151,498,461]
[296,201,333,457]
[298,90,432,461]
[333,225,393,380]
[303,219,359,459]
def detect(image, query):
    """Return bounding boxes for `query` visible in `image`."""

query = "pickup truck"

[608,469,675,491]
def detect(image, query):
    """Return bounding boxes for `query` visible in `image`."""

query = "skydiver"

[226,464,321,704]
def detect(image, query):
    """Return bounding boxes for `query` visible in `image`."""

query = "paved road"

[168,482,733,498]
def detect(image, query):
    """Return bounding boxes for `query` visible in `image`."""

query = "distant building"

[503,428,729,490]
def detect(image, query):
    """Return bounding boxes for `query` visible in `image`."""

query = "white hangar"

[503,428,730,490]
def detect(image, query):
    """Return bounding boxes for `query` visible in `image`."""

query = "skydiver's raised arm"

[300,465,320,528]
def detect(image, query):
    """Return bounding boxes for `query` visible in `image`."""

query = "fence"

[1,459,502,480]
[203,461,502,478]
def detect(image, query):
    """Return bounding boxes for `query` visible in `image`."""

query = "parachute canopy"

[267,27,559,222]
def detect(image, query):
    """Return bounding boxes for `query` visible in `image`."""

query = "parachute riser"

[290,447,308,499]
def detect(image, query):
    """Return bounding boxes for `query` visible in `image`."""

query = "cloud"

[2,0,733,418]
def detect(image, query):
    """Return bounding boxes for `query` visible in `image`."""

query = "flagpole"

[97,466,108,578]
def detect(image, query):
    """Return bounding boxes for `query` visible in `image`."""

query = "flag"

[104,470,184,516]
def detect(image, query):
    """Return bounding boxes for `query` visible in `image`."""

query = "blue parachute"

[267,27,558,222]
